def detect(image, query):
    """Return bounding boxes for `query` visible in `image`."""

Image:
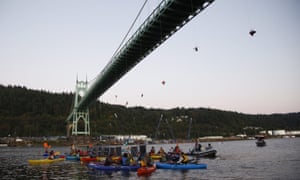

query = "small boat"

[137,165,156,176]
[186,149,217,158]
[88,162,140,171]
[155,162,207,170]
[256,139,266,146]
[255,135,266,147]
[28,158,64,165]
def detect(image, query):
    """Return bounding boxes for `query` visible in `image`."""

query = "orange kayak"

[137,165,156,176]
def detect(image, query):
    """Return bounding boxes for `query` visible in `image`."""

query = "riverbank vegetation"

[0,85,299,139]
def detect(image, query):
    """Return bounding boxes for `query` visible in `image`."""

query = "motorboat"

[255,135,266,147]
[186,148,217,158]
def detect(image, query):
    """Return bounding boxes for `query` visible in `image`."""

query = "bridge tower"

[69,78,90,136]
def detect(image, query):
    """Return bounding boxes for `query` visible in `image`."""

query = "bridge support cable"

[112,0,149,58]
[67,0,214,122]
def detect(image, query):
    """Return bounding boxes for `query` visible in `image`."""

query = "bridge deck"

[68,0,214,121]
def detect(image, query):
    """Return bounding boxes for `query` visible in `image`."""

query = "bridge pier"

[67,79,91,137]
[72,110,90,136]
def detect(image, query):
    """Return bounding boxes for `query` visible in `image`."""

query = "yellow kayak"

[96,156,121,162]
[28,158,64,165]
[150,155,162,160]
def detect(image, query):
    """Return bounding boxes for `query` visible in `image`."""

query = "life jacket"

[182,154,188,163]
[140,160,147,167]
[122,157,129,166]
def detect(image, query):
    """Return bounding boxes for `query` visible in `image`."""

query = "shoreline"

[1,135,296,148]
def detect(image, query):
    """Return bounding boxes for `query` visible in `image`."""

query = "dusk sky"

[1,0,299,114]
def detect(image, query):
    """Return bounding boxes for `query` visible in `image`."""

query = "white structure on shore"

[99,135,152,143]
[260,130,300,136]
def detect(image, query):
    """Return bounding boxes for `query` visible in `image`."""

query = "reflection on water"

[1,138,300,179]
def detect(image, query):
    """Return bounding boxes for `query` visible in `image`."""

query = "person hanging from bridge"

[249,29,256,36]
[194,46,199,52]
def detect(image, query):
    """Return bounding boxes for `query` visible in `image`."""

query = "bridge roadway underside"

[71,0,214,117]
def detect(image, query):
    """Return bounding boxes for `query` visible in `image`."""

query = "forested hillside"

[0,85,299,138]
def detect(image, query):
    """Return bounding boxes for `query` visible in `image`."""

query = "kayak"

[137,165,156,176]
[66,155,80,161]
[155,162,207,170]
[43,154,65,159]
[96,156,121,162]
[150,155,162,160]
[88,163,140,171]
[80,157,97,163]
[43,151,61,157]
[28,158,64,165]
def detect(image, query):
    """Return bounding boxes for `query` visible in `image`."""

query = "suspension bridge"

[67,0,214,136]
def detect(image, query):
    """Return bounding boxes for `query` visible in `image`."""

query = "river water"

[0,138,299,179]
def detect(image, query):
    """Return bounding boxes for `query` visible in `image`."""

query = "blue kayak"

[66,155,80,161]
[155,162,207,170]
[88,163,140,171]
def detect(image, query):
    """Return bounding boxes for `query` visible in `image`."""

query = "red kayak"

[80,157,97,163]
[137,165,156,176]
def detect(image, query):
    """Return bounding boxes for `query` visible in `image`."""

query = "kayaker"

[88,147,96,158]
[70,144,77,155]
[104,154,113,166]
[128,153,137,165]
[174,144,181,154]
[149,146,156,156]
[178,152,189,164]
[206,143,212,150]
[157,147,166,161]
[43,142,51,154]
[48,150,55,160]
[111,150,121,164]
[135,151,142,162]
[140,157,147,167]
[194,139,202,151]
[158,147,165,155]
[121,153,130,166]
[141,154,153,167]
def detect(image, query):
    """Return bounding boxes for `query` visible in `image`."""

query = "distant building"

[198,136,223,140]
[272,130,286,136]
[15,138,23,142]
[286,130,300,136]
[236,134,247,138]
[264,130,300,136]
